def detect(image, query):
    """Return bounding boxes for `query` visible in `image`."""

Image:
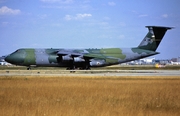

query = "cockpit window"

[15,50,19,53]
[14,49,23,53]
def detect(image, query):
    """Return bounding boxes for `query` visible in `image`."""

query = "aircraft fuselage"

[5,48,158,68]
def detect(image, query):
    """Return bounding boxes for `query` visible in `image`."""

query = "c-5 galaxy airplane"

[5,26,172,70]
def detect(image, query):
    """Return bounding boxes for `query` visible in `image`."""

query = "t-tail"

[138,26,173,51]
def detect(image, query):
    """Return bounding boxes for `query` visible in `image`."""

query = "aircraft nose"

[5,52,25,65]
[5,55,13,64]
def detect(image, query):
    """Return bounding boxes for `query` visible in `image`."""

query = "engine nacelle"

[74,57,85,62]
[90,59,106,67]
[62,55,73,61]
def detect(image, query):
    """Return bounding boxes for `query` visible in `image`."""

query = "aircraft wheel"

[27,67,31,70]
[66,67,75,70]
[66,67,70,70]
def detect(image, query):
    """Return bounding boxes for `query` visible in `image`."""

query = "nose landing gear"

[27,67,31,70]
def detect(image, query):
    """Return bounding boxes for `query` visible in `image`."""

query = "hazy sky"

[0,0,180,59]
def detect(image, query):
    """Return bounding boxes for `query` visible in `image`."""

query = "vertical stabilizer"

[138,26,173,51]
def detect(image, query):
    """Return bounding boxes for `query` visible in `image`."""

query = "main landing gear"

[66,67,91,70]
[66,62,91,70]
[66,64,91,70]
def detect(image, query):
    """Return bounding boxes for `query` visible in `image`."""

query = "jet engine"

[90,59,106,67]
[74,57,85,62]
[62,55,73,61]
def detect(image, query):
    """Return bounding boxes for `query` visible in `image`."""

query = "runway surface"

[0,70,180,77]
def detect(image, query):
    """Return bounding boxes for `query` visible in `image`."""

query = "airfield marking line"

[0,70,180,77]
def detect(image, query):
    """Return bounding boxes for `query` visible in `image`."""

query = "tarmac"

[0,70,180,77]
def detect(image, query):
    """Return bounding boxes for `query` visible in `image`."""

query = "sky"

[0,0,180,59]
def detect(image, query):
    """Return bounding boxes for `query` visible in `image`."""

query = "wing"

[57,49,108,61]
[57,49,86,62]
[56,49,119,67]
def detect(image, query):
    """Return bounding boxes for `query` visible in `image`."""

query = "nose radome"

[5,55,15,64]
[5,51,25,65]
[5,55,11,63]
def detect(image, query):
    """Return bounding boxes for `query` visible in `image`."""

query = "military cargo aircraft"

[5,26,172,70]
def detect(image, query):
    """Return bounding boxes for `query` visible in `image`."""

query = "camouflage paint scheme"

[5,26,172,70]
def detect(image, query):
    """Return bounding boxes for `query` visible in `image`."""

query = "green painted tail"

[138,26,173,51]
